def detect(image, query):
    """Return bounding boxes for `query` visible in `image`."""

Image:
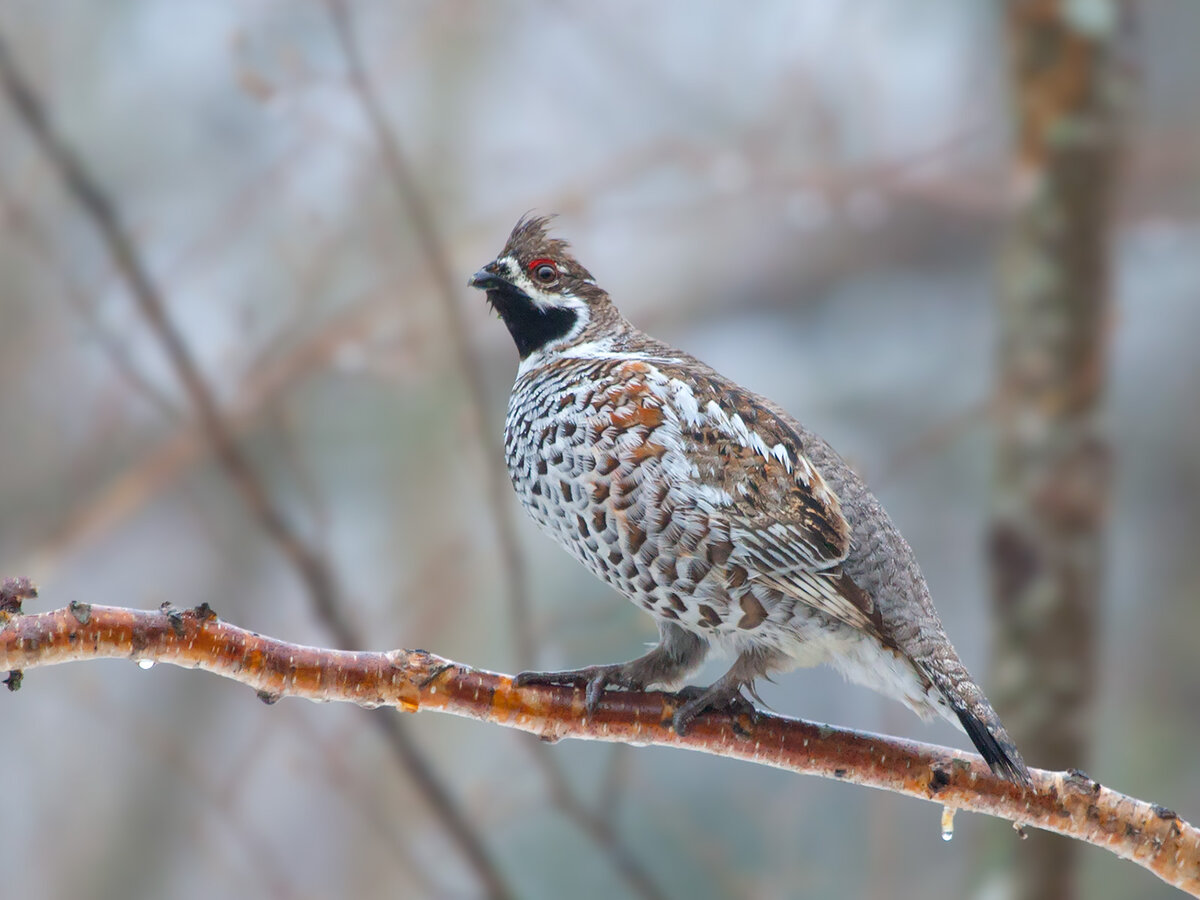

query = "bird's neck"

[512,299,638,369]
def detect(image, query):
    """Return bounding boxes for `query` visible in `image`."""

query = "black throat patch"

[487,285,580,359]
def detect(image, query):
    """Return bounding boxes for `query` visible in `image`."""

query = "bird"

[468,214,1030,784]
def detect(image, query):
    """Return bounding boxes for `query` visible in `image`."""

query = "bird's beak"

[468,264,507,291]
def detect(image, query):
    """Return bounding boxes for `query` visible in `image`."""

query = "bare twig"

[2,595,1196,898]
[0,34,513,900]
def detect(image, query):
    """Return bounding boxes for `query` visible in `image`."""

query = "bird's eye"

[528,258,558,283]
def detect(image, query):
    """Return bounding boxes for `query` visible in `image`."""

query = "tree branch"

[2,583,1196,898]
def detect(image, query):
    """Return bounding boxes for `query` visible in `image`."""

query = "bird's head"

[469,215,617,360]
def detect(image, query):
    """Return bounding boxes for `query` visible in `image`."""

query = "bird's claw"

[671,684,760,736]
[514,665,644,715]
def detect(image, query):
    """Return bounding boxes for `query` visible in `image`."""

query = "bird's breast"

[503,360,732,628]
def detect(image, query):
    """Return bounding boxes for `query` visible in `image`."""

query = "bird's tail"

[926,664,1031,785]
[951,703,1030,785]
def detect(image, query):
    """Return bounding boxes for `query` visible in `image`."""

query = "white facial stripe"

[495,255,580,312]
[498,257,545,307]
[494,255,519,281]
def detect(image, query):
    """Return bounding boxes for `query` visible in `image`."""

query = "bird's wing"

[726,530,878,634]
[651,368,882,634]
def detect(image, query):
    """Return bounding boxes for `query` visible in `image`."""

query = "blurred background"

[1,2,1197,898]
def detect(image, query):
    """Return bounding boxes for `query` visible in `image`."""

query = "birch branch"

[1,581,1196,897]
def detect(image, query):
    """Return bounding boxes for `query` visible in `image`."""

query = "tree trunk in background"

[990,3,1127,899]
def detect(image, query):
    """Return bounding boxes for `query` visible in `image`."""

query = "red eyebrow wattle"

[528,257,556,271]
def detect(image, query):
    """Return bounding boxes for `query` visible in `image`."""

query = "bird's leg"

[515,622,709,714]
[672,646,785,735]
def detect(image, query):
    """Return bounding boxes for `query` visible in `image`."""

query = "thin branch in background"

[2,595,1197,899]
[0,33,514,900]
[322,0,534,665]
[320,7,670,898]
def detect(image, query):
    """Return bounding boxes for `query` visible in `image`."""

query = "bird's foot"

[670,683,760,736]
[514,664,645,714]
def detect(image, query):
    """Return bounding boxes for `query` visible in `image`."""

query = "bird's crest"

[503,213,573,265]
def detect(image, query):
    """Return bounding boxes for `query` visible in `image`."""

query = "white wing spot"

[771,442,792,472]
[692,483,736,507]
[669,379,702,425]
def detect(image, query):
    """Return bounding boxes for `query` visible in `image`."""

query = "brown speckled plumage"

[470,216,1029,784]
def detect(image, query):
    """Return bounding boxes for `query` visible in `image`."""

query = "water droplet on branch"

[941,806,956,842]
